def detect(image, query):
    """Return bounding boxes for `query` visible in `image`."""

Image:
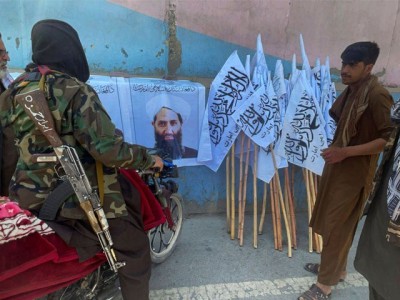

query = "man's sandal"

[304,263,345,282]
[304,263,319,275]
[298,284,331,300]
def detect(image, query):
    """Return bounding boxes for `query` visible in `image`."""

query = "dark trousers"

[48,174,151,300]
[369,285,387,300]
[111,174,151,300]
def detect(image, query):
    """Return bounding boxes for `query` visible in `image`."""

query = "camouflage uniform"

[0,71,154,219]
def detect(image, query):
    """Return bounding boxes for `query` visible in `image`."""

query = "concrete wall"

[1,0,400,214]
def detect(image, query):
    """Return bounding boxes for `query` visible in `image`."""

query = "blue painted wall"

[1,0,290,78]
[1,0,397,214]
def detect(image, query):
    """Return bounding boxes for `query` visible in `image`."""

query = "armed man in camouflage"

[0,20,163,299]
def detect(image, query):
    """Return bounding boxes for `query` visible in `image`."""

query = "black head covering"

[31,19,90,82]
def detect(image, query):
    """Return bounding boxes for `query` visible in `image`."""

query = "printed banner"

[87,75,124,137]
[129,78,205,167]
[88,76,206,166]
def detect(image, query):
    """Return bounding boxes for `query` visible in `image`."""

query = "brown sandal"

[298,284,331,300]
[304,263,319,275]
[304,263,345,282]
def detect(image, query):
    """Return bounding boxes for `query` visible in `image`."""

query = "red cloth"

[0,172,166,299]
[120,168,166,231]
[0,234,105,300]
[0,199,106,300]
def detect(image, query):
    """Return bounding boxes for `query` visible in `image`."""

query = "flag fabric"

[272,60,289,167]
[199,33,337,177]
[200,51,254,172]
[273,60,288,121]
[299,34,311,82]
[245,54,251,77]
[231,83,275,149]
[256,146,287,183]
[276,70,327,175]
[319,57,337,145]
[250,34,268,91]
[197,104,213,162]
[311,58,321,106]
[288,53,299,95]
[255,71,288,183]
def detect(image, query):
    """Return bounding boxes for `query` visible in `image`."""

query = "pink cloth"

[0,198,105,300]
[0,172,166,299]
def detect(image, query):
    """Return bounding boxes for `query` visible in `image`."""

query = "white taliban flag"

[231,83,275,149]
[276,70,327,175]
[320,56,337,146]
[311,58,322,106]
[251,34,268,90]
[256,71,288,183]
[300,34,311,83]
[200,51,254,172]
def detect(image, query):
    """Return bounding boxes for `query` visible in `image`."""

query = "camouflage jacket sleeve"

[65,78,154,170]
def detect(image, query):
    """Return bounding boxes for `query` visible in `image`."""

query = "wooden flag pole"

[314,173,323,251]
[291,165,296,206]
[273,173,283,251]
[226,151,231,233]
[283,168,291,245]
[308,170,322,253]
[270,178,278,250]
[253,144,258,249]
[258,182,268,235]
[303,168,313,253]
[239,137,251,246]
[285,167,297,249]
[270,146,292,257]
[237,134,246,239]
[290,165,298,249]
[230,142,236,240]
[307,170,318,252]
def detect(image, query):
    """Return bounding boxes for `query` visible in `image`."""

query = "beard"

[154,130,183,159]
[0,66,6,79]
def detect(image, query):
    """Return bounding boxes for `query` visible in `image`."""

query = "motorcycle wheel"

[147,193,184,264]
[41,264,120,300]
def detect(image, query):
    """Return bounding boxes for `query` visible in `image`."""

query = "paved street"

[149,212,368,300]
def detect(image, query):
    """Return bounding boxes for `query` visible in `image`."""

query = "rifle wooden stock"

[80,200,102,234]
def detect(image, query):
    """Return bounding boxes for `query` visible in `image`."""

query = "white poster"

[129,78,205,167]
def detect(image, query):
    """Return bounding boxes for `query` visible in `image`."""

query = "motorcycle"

[0,161,184,300]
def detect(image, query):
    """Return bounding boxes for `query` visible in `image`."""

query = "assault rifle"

[15,87,125,273]
[53,145,126,272]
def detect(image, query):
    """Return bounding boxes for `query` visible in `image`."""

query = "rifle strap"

[15,87,63,148]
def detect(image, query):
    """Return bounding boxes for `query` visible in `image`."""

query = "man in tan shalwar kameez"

[0,32,17,196]
[298,42,394,300]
